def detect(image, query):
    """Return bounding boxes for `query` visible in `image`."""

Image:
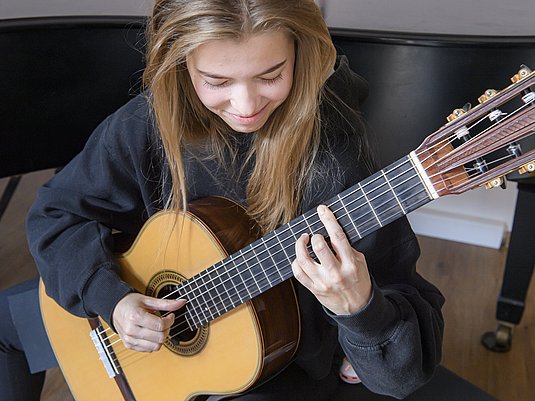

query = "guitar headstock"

[413,65,535,197]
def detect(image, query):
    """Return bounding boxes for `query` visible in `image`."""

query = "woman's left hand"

[291,204,372,315]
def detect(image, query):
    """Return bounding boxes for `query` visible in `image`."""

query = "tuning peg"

[519,161,535,174]
[447,109,464,122]
[447,103,472,122]
[510,64,533,83]
[484,176,504,189]
[478,89,498,104]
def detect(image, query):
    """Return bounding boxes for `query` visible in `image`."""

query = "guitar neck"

[181,155,433,329]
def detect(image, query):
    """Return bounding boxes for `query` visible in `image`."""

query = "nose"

[229,83,259,117]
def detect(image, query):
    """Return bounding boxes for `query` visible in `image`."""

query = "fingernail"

[318,205,326,215]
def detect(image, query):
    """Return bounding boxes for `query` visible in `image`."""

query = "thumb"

[141,296,187,311]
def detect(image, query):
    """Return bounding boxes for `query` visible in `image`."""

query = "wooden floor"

[1,171,533,401]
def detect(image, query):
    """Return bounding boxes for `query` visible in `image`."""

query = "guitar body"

[39,197,301,401]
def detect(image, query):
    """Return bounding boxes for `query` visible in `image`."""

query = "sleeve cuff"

[326,282,400,346]
[82,264,136,329]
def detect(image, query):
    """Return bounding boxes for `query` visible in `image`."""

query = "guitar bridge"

[90,322,122,378]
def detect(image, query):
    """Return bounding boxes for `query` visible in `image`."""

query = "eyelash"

[202,74,283,89]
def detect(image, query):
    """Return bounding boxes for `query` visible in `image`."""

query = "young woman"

[0,1,444,400]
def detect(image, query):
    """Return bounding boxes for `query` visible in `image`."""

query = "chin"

[226,120,265,133]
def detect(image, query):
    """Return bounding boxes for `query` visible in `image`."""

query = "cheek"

[196,88,228,110]
[268,79,293,104]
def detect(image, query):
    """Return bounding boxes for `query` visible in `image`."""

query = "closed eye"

[202,80,229,89]
[262,74,283,85]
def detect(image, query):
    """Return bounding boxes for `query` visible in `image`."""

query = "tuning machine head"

[478,89,498,104]
[447,103,472,122]
[484,176,506,190]
[510,64,532,83]
[519,161,535,174]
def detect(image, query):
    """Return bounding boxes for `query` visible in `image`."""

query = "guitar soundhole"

[146,270,209,356]
[157,284,197,343]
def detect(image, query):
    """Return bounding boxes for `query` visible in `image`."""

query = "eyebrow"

[197,60,287,79]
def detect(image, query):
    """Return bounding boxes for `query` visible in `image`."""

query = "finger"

[294,233,314,269]
[317,205,352,258]
[291,259,314,290]
[161,313,176,332]
[134,308,174,332]
[292,234,315,285]
[310,232,337,268]
[122,333,164,352]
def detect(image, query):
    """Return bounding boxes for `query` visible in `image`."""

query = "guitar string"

[103,100,527,363]
[107,181,434,367]
[139,99,533,320]
[104,99,529,362]
[113,136,535,370]
[102,98,532,364]
[110,148,520,368]
[139,100,533,340]
[107,149,506,368]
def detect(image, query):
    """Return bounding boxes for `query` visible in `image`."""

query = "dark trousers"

[0,278,57,401]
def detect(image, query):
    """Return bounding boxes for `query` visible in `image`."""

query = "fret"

[260,236,284,282]
[341,183,377,239]
[224,264,246,311]
[190,274,213,323]
[182,155,435,328]
[183,306,196,331]
[271,227,295,273]
[361,169,402,226]
[301,208,324,235]
[287,215,310,238]
[181,280,203,328]
[386,156,432,213]
[247,246,275,292]
[381,170,406,215]
[217,262,236,309]
[208,263,230,314]
[195,267,226,325]
[358,182,382,227]
[337,193,361,239]
[229,260,248,302]
[204,265,228,316]
[261,232,287,281]
[236,249,261,296]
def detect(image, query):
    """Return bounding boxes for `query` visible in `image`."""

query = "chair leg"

[0,175,22,222]
[481,181,535,352]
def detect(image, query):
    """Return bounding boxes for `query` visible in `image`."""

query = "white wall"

[321,0,535,36]
[0,0,151,18]
[3,0,533,248]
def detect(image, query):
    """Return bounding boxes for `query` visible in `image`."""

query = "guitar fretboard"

[180,155,432,329]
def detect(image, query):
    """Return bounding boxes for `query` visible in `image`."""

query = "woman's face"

[187,31,295,133]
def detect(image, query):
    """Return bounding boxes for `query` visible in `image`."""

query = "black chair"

[0,15,146,220]
[0,15,499,401]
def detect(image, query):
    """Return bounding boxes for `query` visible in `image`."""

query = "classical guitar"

[39,66,535,401]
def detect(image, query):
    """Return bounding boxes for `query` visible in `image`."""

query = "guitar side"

[39,197,300,401]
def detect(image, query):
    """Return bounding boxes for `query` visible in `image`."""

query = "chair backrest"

[0,16,147,178]
[2,17,534,178]
[330,29,535,168]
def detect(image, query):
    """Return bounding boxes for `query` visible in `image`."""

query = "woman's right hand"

[112,293,186,352]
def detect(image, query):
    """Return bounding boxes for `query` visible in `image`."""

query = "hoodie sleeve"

[328,218,444,399]
[26,96,160,327]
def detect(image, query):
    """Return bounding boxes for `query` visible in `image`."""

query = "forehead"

[188,31,294,77]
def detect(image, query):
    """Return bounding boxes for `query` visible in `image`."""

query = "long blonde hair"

[143,0,337,232]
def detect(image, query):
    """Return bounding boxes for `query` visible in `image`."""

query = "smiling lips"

[226,105,267,125]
